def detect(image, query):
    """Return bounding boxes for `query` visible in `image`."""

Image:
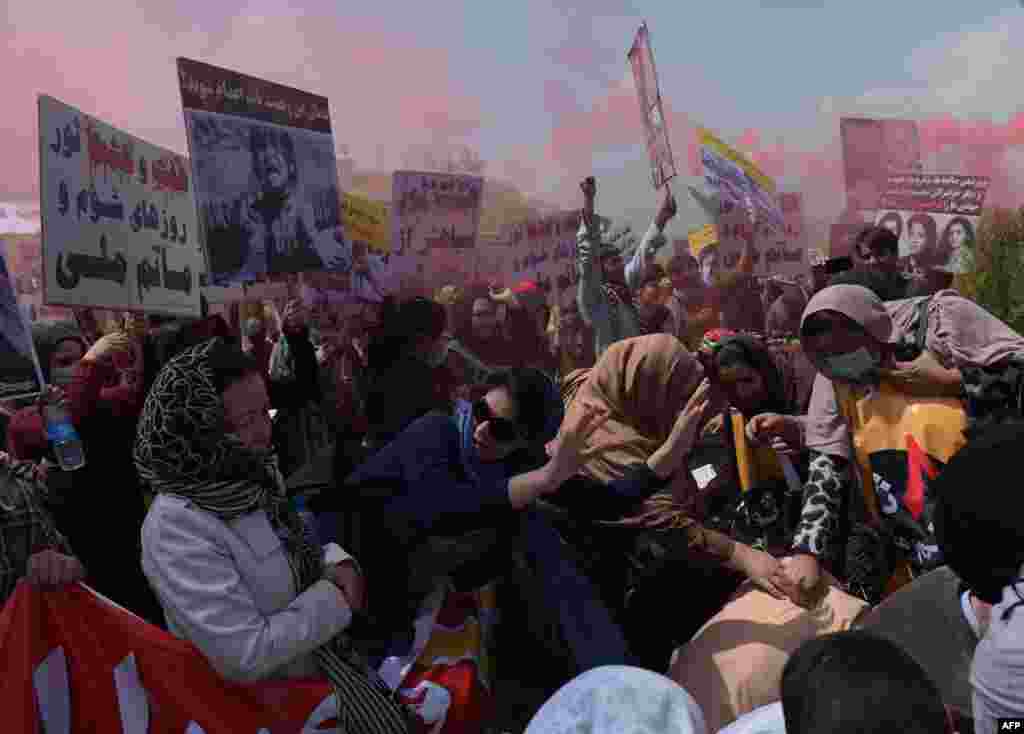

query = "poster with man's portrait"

[178,58,349,286]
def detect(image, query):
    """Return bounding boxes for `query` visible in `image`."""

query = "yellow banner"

[697,127,776,194]
[341,193,390,254]
[688,223,719,257]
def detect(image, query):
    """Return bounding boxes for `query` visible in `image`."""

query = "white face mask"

[50,366,77,387]
[822,347,878,383]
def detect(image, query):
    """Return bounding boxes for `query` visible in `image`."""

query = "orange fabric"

[834,380,967,595]
[834,380,966,523]
[730,411,785,493]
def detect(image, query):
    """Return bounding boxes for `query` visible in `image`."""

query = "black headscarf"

[30,320,86,384]
[715,334,795,416]
[933,420,1024,607]
[136,338,409,733]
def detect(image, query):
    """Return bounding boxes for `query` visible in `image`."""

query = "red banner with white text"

[0,582,493,734]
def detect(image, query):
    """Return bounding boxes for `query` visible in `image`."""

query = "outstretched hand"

[668,378,713,451]
[544,403,612,488]
[83,332,134,365]
[772,553,825,608]
[735,544,787,600]
[746,413,804,456]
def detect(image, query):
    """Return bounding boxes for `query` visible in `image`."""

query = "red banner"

[0,582,493,733]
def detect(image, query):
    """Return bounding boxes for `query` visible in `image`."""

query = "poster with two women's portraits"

[873,174,989,275]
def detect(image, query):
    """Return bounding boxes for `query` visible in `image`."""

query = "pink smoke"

[544,80,1024,215]
[0,3,483,199]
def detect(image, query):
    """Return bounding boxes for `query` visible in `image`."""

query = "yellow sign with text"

[697,127,776,194]
[341,193,390,254]
[688,223,719,257]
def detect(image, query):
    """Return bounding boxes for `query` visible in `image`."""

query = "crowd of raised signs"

[4,176,1024,734]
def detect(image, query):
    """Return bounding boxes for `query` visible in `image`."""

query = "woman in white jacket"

[136,338,409,733]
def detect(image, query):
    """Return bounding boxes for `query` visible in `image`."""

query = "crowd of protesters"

[2,175,1023,734]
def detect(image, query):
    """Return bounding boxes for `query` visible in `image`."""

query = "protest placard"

[697,126,784,232]
[38,95,202,316]
[840,117,922,212]
[504,211,577,293]
[875,209,976,273]
[177,58,348,285]
[628,23,676,190]
[0,203,39,235]
[873,172,988,273]
[688,223,719,257]
[392,171,483,255]
[829,223,863,259]
[342,192,390,254]
[389,170,484,295]
[715,191,807,277]
[878,173,990,217]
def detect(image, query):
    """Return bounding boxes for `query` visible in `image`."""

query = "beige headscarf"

[562,334,707,524]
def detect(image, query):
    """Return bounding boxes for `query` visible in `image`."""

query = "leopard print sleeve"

[791,450,850,560]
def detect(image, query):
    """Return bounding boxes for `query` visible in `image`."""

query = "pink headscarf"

[800,285,898,346]
[803,286,1024,458]
[803,285,1024,370]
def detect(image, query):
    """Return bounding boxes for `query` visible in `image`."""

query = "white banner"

[39,95,202,316]
[388,170,484,295]
[715,191,808,278]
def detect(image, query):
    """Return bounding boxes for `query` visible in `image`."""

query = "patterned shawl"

[134,338,409,734]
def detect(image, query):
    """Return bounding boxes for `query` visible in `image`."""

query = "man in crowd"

[462,296,515,366]
[576,178,678,357]
[765,278,810,338]
[809,262,830,294]
[855,226,902,274]
[664,253,701,343]
[493,280,558,376]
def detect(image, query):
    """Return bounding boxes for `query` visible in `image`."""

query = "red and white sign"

[628,23,676,190]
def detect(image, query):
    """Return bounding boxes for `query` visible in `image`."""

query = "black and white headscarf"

[135,338,409,734]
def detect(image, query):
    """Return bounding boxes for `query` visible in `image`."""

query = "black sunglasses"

[472,399,523,443]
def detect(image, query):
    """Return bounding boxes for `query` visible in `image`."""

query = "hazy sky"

[4,0,1023,237]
